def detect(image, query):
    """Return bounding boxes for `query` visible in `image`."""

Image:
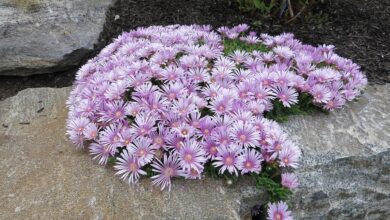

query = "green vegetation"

[223,39,269,55]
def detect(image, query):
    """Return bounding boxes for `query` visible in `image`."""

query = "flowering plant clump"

[66,24,366,219]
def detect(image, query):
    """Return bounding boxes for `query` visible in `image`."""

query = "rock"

[281,85,390,219]
[0,85,389,219]
[0,0,113,76]
[0,87,264,219]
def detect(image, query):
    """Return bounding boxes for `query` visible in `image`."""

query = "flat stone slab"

[0,85,389,219]
[0,0,113,76]
[0,87,262,219]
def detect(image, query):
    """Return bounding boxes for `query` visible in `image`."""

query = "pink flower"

[114,150,147,184]
[127,137,155,166]
[177,140,206,172]
[281,173,299,189]
[279,141,301,168]
[237,149,263,174]
[267,201,293,220]
[89,142,115,165]
[310,84,332,103]
[271,86,298,107]
[230,121,260,148]
[151,153,184,191]
[213,145,241,176]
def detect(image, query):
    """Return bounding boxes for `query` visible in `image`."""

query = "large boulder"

[0,87,264,219]
[0,0,113,76]
[0,85,388,219]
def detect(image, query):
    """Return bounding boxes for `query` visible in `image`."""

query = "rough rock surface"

[0,0,113,76]
[0,85,389,219]
[0,87,263,219]
[282,85,390,219]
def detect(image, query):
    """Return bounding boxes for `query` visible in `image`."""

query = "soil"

[0,0,389,101]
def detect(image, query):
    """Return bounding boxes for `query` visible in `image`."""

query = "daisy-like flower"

[237,149,263,174]
[166,134,185,151]
[172,97,198,117]
[68,133,85,149]
[274,71,295,87]
[323,95,346,111]
[149,124,174,149]
[89,142,115,165]
[230,121,260,148]
[248,101,266,115]
[310,84,332,103]
[132,112,158,137]
[229,50,249,63]
[161,82,186,101]
[132,82,159,99]
[99,123,122,148]
[151,153,184,191]
[279,141,301,168]
[141,92,169,114]
[173,123,195,138]
[211,127,233,147]
[99,100,128,123]
[232,69,252,83]
[67,117,90,135]
[78,99,97,118]
[209,95,232,115]
[197,116,215,138]
[127,137,155,166]
[267,201,293,220]
[213,145,241,176]
[273,46,294,60]
[114,150,147,184]
[310,67,341,83]
[281,173,299,189]
[271,86,298,107]
[83,123,99,140]
[231,110,254,123]
[125,102,142,117]
[186,112,202,128]
[251,83,273,102]
[119,127,135,146]
[161,65,184,81]
[203,139,219,159]
[177,140,207,172]
[104,80,129,100]
[202,84,222,99]
[188,68,209,82]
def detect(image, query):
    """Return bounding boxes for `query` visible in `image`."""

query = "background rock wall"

[0,0,113,76]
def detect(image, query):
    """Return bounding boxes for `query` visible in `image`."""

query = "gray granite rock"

[0,0,113,76]
[0,85,388,219]
[281,85,390,220]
